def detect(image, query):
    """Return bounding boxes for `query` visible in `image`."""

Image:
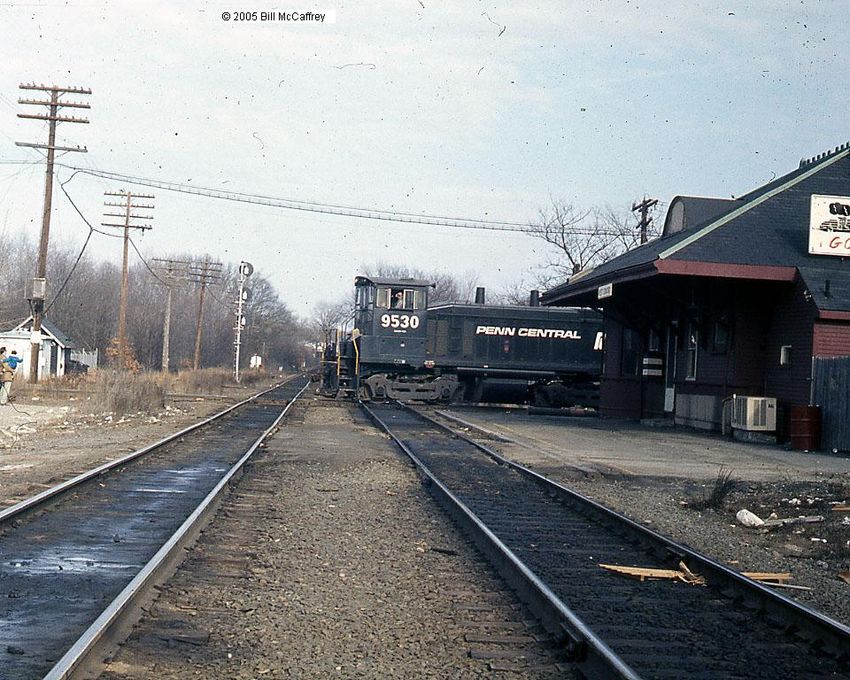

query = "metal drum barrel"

[789,405,822,451]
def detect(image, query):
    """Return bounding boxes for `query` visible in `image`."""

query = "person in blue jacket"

[1,350,22,405]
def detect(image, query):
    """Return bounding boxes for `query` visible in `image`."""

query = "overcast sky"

[0,1,845,318]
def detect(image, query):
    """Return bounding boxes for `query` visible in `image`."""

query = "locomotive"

[321,275,603,405]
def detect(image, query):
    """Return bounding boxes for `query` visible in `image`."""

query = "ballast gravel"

[99,398,569,679]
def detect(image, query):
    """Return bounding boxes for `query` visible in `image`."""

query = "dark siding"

[599,316,642,418]
[814,357,850,451]
[765,280,816,406]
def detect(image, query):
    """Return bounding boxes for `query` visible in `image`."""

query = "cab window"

[376,287,391,309]
[413,289,426,310]
[390,288,408,309]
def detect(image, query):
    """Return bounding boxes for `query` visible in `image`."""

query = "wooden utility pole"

[632,196,658,245]
[102,191,155,368]
[16,83,90,383]
[152,258,192,372]
[187,259,223,370]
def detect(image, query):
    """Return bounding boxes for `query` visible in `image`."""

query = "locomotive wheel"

[357,383,374,401]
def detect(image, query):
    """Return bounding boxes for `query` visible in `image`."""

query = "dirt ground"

[0,393,235,507]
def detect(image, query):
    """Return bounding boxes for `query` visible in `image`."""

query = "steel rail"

[43,379,309,680]
[414,405,850,658]
[0,376,299,525]
[364,400,850,679]
[360,400,641,680]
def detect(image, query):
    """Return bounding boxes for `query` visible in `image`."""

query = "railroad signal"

[233,261,252,383]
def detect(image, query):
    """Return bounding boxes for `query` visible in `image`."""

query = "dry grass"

[689,467,736,511]
[170,368,230,395]
[86,370,166,415]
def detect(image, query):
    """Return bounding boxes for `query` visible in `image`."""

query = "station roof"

[542,143,850,317]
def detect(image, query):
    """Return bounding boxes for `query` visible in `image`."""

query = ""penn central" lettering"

[475,326,582,340]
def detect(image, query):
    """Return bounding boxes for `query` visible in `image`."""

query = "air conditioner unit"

[732,396,777,431]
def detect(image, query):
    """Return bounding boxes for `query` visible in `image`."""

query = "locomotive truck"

[321,275,603,406]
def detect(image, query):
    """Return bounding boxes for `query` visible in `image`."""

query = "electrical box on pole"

[16,83,90,382]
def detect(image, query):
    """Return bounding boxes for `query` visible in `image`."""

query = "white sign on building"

[809,194,850,256]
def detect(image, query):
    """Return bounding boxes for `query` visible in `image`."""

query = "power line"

[62,165,537,232]
[7,158,651,237]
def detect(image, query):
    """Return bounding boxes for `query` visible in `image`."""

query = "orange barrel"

[789,405,822,451]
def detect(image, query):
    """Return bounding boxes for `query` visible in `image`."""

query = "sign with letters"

[809,194,850,256]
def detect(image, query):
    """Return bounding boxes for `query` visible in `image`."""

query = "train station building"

[541,143,850,451]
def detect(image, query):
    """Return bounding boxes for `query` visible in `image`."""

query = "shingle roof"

[662,196,739,235]
[11,316,76,348]
[542,145,850,313]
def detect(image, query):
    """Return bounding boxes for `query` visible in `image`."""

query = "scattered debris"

[741,572,791,584]
[831,503,850,512]
[761,515,825,528]
[838,571,850,584]
[430,547,458,556]
[736,509,765,527]
[599,563,705,585]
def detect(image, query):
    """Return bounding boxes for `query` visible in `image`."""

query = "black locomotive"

[321,275,603,405]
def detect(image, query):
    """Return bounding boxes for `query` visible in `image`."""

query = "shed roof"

[542,144,850,315]
[11,316,76,348]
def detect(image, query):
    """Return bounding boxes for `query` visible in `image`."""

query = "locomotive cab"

[353,276,431,370]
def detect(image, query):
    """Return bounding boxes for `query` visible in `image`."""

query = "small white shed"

[0,317,76,381]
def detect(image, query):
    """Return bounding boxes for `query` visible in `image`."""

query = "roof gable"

[543,144,850,310]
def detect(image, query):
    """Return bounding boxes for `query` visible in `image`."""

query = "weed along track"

[363,401,850,680]
[0,377,308,680]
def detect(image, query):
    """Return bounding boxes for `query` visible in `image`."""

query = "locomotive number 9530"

[380,313,420,330]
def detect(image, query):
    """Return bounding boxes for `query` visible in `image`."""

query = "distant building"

[542,143,850,449]
[0,317,88,380]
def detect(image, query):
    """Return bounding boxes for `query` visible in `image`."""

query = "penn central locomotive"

[322,275,603,405]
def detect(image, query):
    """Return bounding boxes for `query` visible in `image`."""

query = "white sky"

[0,1,845,318]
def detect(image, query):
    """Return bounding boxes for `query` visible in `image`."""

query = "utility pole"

[152,258,192,372]
[102,191,155,368]
[233,261,253,383]
[187,258,223,370]
[632,196,658,245]
[16,83,91,383]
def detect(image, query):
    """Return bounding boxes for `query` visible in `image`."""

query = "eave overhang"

[542,259,799,307]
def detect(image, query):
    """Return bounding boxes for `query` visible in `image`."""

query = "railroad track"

[363,401,850,680]
[0,376,309,680]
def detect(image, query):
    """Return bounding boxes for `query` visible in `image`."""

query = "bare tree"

[311,298,352,344]
[529,199,659,279]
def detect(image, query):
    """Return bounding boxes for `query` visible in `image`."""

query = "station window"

[711,320,730,354]
[621,327,640,377]
[686,323,698,380]
[780,344,792,367]
[647,328,661,353]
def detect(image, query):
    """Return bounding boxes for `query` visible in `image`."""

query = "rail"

[361,400,850,679]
